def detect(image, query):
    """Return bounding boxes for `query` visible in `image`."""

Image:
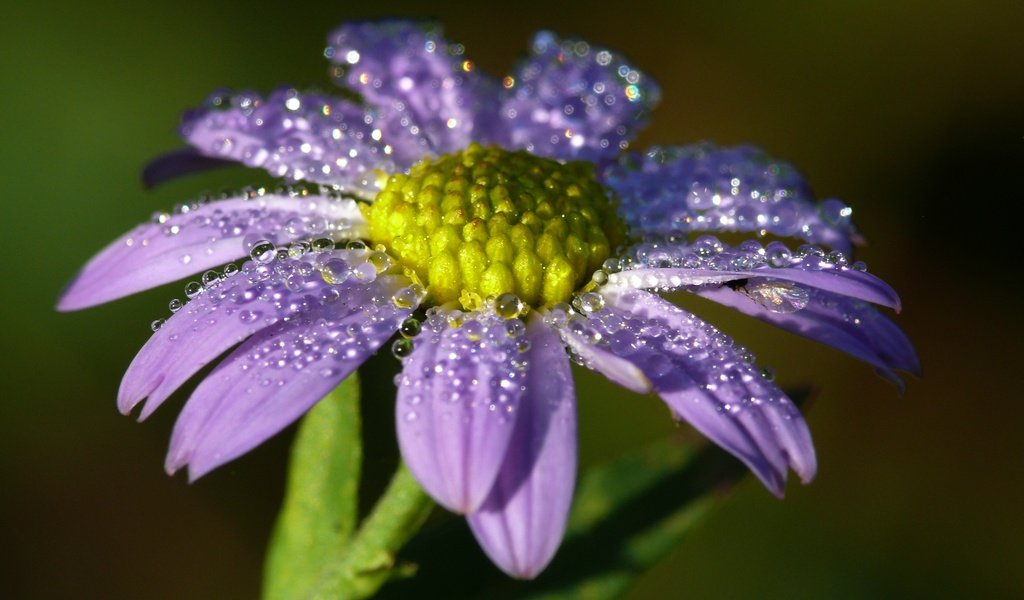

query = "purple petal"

[119,250,373,419]
[610,266,899,311]
[603,144,859,251]
[467,317,577,579]
[141,148,235,189]
[165,275,413,480]
[696,285,920,385]
[609,237,900,310]
[57,191,363,311]
[180,88,405,195]
[500,31,660,162]
[395,308,529,513]
[578,287,816,496]
[326,21,501,157]
[557,319,652,395]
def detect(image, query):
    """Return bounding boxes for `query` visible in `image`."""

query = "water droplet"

[184,281,203,298]
[320,258,350,284]
[399,317,421,338]
[250,240,276,264]
[392,338,414,359]
[739,280,809,313]
[150,319,165,332]
[310,238,334,252]
[494,293,524,319]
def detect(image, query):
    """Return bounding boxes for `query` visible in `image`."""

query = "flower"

[58,21,918,579]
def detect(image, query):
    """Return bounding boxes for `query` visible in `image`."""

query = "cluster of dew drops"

[394,292,533,426]
[592,234,871,315]
[545,287,787,410]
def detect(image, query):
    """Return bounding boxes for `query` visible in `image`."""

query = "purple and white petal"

[609,237,900,310]
[141,148,235,189]
[57,190,363,311]
[181,88,405,195]
[574,287,816,496]
[119,250,376,419]
[326,21,501,157]
[696,286,919,385]
[467,317,577,579]
[500,31,660,162]
[604,144,859,251]
[395,308,529,514]
[165,275,414,480]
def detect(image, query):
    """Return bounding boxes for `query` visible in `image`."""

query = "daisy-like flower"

[59,21,917,578]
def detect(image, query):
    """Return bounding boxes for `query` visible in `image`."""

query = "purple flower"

[59,21,917,579]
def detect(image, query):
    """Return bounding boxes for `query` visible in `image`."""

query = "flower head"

[59,21,917,579]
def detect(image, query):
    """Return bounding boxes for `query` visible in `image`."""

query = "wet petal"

[583,287,816,495]
[57,190,363,311]
[604,144,858,251]
[326,21,500,157]
[557,325,652,395]
[695,285,919,387]
[141,148,235,189]
[395,308,529,513]
[467,317,577,579]
[119,250,377,419]
[609,237,900,310]
[166,275,413,480]
[501,31,660,162]
[180,88,405,195]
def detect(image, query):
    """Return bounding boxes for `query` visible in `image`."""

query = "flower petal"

[141,148,236,189]
[695,285,920,386]
[180,88,405,195]
[165,275,413,480]
[557,323,652,395]
[501,31,660,162]
[326,21,500,157]
[581,287,816,496]
[467,316,577,579]
[395,308,529,513]
[604,144,859,251]
[119,250,374,419]
[609,238,900,310]
[57,191,363,311]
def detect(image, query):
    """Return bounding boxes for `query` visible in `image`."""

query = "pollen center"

[364,143,625,309]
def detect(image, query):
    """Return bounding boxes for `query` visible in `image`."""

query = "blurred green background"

[3,1,1022,598]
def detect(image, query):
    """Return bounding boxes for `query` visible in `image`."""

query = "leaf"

[263,374,362,600]
[513,436,746,599]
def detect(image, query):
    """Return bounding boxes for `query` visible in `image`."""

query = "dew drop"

[392,338,414,359]
[184,281,203,298]
[250,240,276,264]
[399,317,421,339]
[739,280,809,313]
[494,293,524,319]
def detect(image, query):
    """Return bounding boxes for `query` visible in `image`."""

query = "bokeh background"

[3,1,1022,598]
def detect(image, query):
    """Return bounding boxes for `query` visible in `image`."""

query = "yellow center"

[363,143,625,309]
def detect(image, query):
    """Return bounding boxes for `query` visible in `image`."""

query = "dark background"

[3,1,1022,598]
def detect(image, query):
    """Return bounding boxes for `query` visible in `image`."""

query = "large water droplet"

[739,280,809,313]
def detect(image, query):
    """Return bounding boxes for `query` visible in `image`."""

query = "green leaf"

[514,436,746,599]
[263,374,362,600]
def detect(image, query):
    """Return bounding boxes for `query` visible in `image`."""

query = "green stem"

[309,462,434,600]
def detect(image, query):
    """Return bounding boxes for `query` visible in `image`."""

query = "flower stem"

[309,462,434,600]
